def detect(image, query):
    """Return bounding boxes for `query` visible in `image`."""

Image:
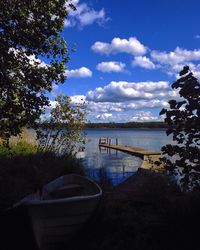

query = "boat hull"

[28,197,99,249]
[18,175,102,249]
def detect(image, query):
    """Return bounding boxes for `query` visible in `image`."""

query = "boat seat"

[48,184,84,199]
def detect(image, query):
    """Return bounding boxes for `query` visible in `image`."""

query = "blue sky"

[50,0,200,122]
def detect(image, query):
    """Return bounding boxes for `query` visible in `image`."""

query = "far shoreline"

[84,121,168,129]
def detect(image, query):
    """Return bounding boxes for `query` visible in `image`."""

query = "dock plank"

[99,143,163,170]
[99,143,161,156]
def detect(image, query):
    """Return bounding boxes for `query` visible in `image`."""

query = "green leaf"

[179,66,189,76]
[159,108,167,115]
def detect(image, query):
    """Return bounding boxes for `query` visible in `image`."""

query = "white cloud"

[130,111,163,122]
[91,37,147,56]
[132,56,156,69]
[78,8,106,26]
[151,47,200,65]
[87,100,169,114]
[149,47,200,78]
[65,1,108,28]
[80,79,180,122]
[70,95,86,104]
[89,111,164,123]
[96,61,126,73]
[12,51,48,68]
[69,92,170,122]
[127,100,169,109]
[168,62,200,79]
[94,112,143,123]
[86,80,170,102]
[64,19,74,27]
[49,100,57,109]
[193,70,200,79]
[96,113,113,120]
[65,67,92,78]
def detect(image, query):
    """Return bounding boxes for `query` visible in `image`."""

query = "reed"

[0,131,84,211]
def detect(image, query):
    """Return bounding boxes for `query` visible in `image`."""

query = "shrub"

[160,66,200,191]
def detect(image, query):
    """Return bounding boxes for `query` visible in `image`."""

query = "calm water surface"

[77,128,173,186]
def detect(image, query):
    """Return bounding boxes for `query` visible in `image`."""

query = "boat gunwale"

[18,174,102,207]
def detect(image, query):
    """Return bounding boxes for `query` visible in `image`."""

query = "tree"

[37,94,86,156]
[160,66,200,191]
[0,0,75,146]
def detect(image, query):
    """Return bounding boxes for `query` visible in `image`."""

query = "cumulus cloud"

[96,61,126,73]
[70,95,86,104]
[60,93,170,122]
[65,67,92,78]
[69,91,170,122]
[78,8,106,26]
[130,111,163,122]
[89,111,164,123]
[65,0,108,28]
[67,76,182,122]
[149,47,200,78]
[165,62,200,79]
[151,47,200,65]
[96,113,113,120]
[132,56,156,69]
[27,54,48,68]
[94,113,136,122]
[49,100,57,109]
[91,37,147,56]
[86,99,169,114]
[79,79,180,122]
[86,80,170,102]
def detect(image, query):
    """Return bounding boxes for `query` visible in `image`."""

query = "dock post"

[116,138,118,145]
[107,137,109,144]
[123,165,125,176]
[109,139,111,145]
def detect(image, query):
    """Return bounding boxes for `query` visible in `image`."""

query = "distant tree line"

[39,121,167,129]
[85,122,168,129]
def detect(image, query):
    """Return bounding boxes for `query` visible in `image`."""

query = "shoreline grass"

[0,140,84,211]
[66,171,200,250]
[1,130,200,250]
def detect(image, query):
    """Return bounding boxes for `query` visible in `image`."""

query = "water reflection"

[79,143,143,186]
[76,128,172,186]
[82,148,142,186]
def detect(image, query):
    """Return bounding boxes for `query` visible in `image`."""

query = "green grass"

[0,142,84,210]
[0,142,38,156]
[66,171,200,250]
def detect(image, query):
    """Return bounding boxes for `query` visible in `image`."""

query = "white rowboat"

[16,174,102,249]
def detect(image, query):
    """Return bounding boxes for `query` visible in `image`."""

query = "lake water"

[77,128,173,186]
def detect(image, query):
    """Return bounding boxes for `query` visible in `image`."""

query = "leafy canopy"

[37,94,86,156]
[0,0,74,144]
[160,66,200,191]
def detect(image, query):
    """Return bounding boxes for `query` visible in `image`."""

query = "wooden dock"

[99,138,163,170]
[99,143,161,157]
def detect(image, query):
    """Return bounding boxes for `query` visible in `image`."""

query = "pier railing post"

[116,138,118,145]
[109,139,111,145]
